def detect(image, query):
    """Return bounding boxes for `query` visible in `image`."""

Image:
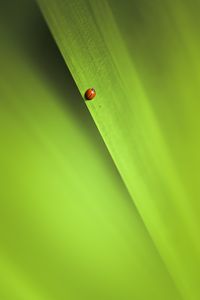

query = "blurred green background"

[1,0,200,299]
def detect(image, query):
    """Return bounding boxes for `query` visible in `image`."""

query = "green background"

[0,0,200,299]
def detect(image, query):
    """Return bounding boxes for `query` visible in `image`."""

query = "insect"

[85,88,96,100]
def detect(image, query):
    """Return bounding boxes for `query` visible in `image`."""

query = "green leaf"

[38,0,200,299]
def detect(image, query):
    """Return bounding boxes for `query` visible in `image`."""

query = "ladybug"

[85,88,96,100]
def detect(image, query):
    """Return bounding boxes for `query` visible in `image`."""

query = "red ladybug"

[85,88,96,100]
